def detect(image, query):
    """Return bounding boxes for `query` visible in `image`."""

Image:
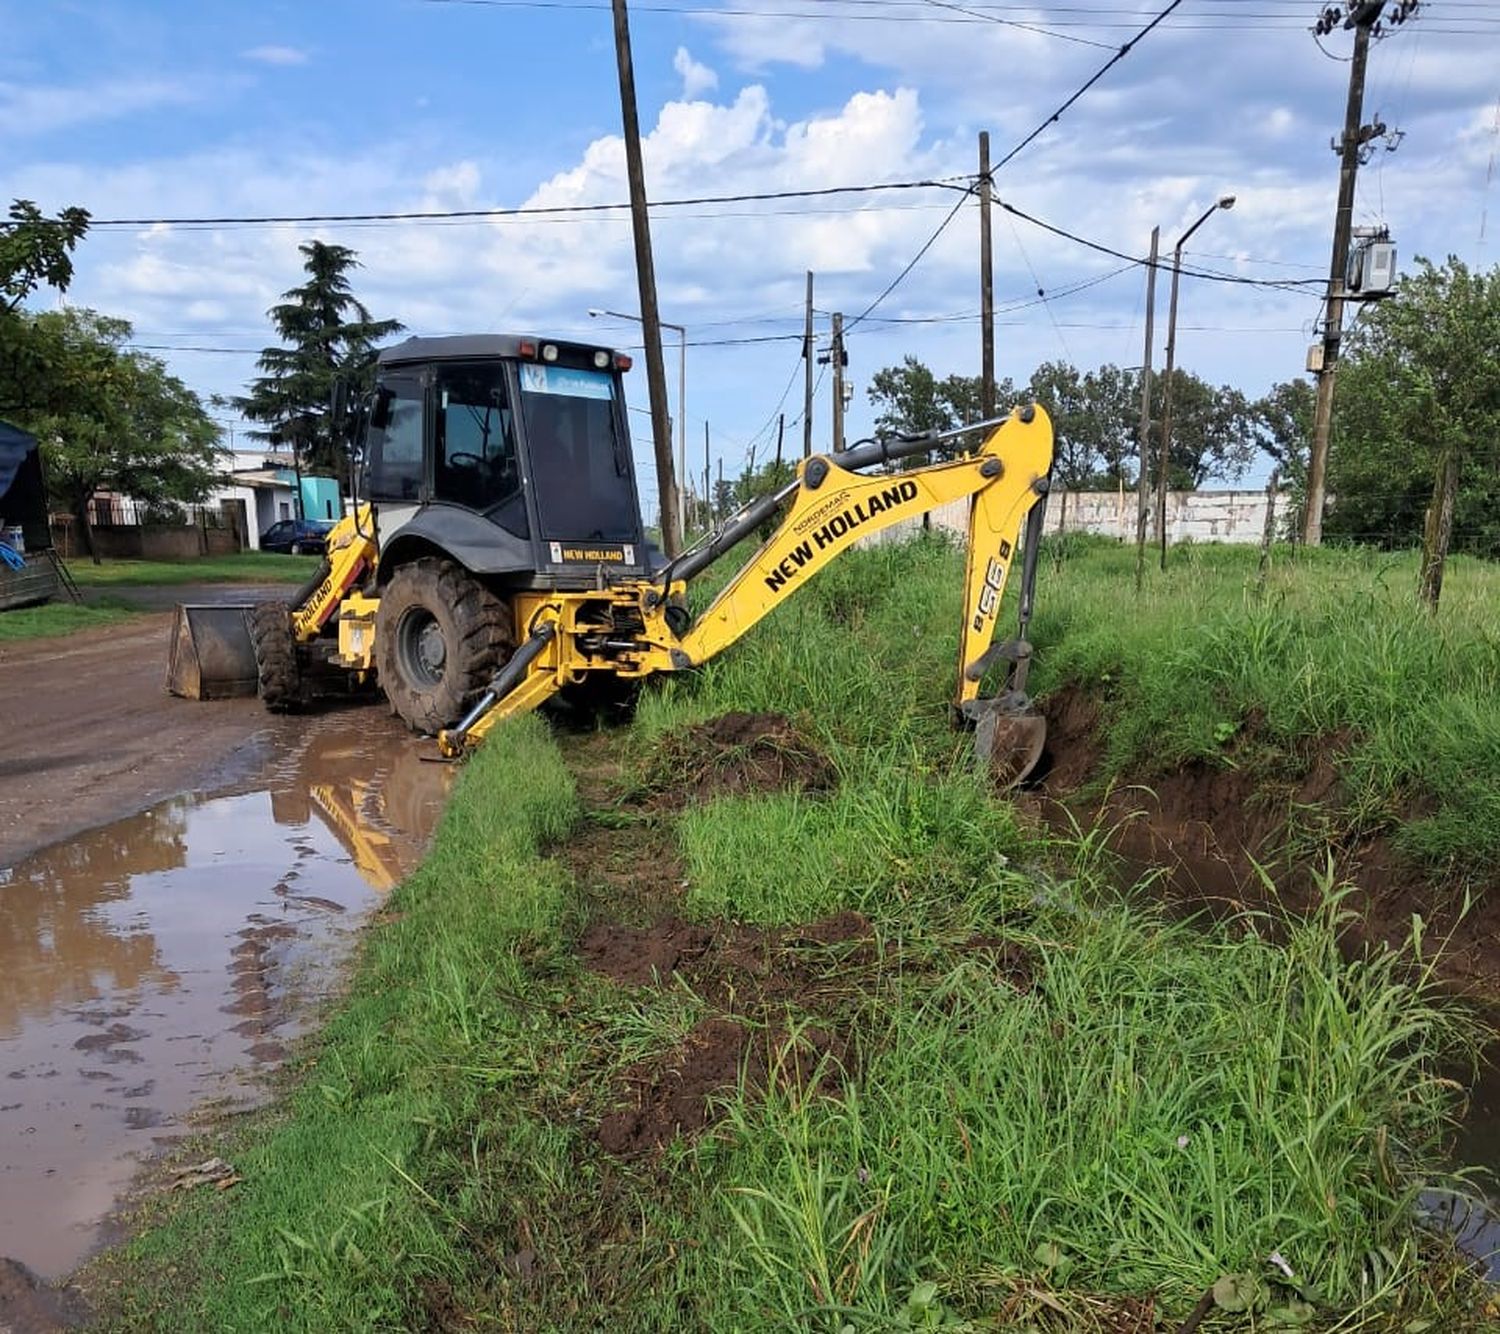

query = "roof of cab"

[376,334,622,365]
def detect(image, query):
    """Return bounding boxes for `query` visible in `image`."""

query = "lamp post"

[1157,194,1235,571]
[590,307,686,542]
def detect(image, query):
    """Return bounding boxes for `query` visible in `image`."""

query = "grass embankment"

[1027,538,1500,882]
[101,536,1491,1331]
[68,552,319,585]
[0,599,134,641]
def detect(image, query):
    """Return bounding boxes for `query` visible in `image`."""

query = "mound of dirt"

[597,1018,845,1156]
[648,711,836,804]
[578,910,871,1009]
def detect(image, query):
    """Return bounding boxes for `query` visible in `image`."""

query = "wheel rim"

[396,608,447,690]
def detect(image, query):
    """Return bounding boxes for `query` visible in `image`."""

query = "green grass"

[0,598,135,640]
[68,552,320,585]
[1026,537,1500,880]
[98,535,1494,1331]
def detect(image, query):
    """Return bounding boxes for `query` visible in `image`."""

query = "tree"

[1323,257,1500,605]
[1249,379,1315,479]
[16,309,223,560]
[235,241,402,497]
[0,199,91,416]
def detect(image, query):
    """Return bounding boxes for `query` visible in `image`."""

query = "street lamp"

[1157,194,1235,570]
[589,307,687,542]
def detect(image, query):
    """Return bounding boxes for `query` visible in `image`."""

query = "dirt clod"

[648,711,835,804]
[597,1018,845,1156]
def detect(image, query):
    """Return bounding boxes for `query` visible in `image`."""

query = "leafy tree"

[1324,256,1500,602]
[1156,370,1256,488]
[1249,379,1315,480]
[0,199,91,415]
[235,241,402,495]
[16,309,222,559]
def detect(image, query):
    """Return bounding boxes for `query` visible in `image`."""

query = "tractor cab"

[360,335,651,589]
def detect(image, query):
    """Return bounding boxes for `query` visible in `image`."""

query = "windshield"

[517,363,638,543]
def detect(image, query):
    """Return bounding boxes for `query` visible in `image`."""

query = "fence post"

[1256,467,1281,591]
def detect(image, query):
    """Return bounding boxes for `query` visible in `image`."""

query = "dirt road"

[0,605,283,868]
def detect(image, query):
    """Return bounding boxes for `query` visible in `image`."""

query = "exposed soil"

[1033,684,1500,994]
[0,610,277,867]
[643,710,836,805]
[597,1018,845,1156]
[0,1258,87,1332]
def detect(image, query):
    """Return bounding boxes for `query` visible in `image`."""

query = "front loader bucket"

[166,603,259,699]
[968,691,1047,791]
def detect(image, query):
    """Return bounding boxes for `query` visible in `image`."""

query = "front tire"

[375,558,512,734]
[248,601,302,713]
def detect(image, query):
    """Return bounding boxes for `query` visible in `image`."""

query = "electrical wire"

[918,0,1117,47]
[77,179,969,230]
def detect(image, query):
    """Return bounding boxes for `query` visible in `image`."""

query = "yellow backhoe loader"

[168,335,1054,783]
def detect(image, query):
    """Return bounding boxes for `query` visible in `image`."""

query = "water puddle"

[0,709,453,1278]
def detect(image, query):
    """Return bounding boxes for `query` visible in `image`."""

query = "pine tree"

[235,241,402,497]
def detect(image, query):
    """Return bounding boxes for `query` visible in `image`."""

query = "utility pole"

[1304,0,1384,546]
[830,312,846,451]
[703,420,710,527]
[978,131,996,419]
[610,0,681,556]
[775,413,785,471]
[802,271,815,457]
[1134,226,1160,594]
[1158,196,1235,571]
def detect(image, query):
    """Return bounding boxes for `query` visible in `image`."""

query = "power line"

[918,0,1118,47]
[77,179,967,230]
[992,0,1187,173]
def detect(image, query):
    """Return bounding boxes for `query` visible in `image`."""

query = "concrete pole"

[802,271,815,458]
[979,131,996,420]
[1134,225,1159,594]
[1304,18,1374,546]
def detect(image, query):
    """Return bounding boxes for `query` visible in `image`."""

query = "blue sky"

[4,0,1498,512]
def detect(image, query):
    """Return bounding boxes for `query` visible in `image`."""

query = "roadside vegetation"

[96,535,1493,1332]
[68,552,320,586]
[0,598,133,641]
[1029,535,1500,882]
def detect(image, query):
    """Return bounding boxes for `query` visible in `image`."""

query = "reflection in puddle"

[0,712,452,1277]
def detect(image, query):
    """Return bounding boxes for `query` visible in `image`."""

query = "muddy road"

[0,591,294,867]
[0,599,455,1283]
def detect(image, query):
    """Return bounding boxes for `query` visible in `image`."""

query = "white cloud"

[0,77,202,135]
[241,45,309,66]
[673,46,719,99]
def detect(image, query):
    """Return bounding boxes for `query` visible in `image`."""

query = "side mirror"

[369,386,393,432]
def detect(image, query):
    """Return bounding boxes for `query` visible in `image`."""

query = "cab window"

[366,375,425,501]
[434,362,527,531]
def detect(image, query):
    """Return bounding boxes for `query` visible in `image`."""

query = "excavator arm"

[439,405,1053,780]
[289,504,380,643]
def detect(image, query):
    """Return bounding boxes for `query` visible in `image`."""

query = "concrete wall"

[51,520,241,561]
[863,488,1291,548]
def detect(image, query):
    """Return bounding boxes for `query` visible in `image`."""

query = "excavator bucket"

[969,690,1047,791]
[165,603,259,699]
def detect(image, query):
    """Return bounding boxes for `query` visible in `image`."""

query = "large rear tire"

[248,601,302,713]
[375,558,513,735]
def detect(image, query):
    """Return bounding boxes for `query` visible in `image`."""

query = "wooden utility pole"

[1134,226,1160,594]
[1257,466,1281,590]
[611,0,681,556]
[702,420,710,526]
[978,131,996,419]
[1156,253,1183,571]
[1304,3,1382,546]
[802,271,815,457]
[830,312,846,451]
[775,412,785,470]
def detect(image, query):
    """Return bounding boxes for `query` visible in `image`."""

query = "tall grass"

[104,535,1490,1331]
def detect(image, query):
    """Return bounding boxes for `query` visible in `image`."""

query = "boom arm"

[438,405,1052,754]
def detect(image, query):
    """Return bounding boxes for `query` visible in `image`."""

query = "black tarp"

[0,421,51,551]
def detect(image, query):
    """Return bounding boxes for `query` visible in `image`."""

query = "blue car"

[259,518,333,555]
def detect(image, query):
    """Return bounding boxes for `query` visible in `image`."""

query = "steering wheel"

[446,452,484,468]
